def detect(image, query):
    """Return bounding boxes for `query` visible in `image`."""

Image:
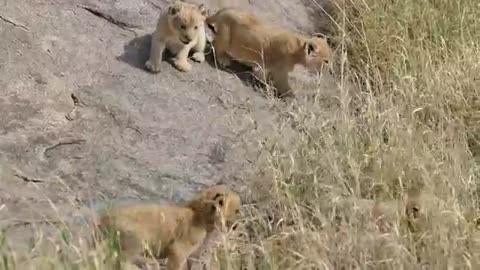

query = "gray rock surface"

[0,0,336,249]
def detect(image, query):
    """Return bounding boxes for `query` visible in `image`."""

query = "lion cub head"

[167,1,207,45]
[189,194,228,233]
[302,36,332,72]
[195,185,242,230]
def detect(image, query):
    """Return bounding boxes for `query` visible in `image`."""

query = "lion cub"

[145,0,208,73]
[95,195,226,270]
[186,185,241,270]
[206,8,332,97]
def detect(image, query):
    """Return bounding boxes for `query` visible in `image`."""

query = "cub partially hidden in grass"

[93,194,227,270]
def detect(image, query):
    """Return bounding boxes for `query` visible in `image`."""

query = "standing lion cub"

[93,194,226,270]
[206,8,332,97]
[145,0,208,73]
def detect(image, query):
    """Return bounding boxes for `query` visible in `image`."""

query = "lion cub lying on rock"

[206,8,332,97]
[145,0,208,73]
[94,193,227,270]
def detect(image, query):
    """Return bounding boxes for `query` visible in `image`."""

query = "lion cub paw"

[191,52,205,63]
[145,60,161,73]
[216,56,231,68]
[174,59,192,72]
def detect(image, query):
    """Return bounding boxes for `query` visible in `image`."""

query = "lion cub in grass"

[206,8,332,97]
[186,185,242,270]
[335,187,436,233]
[145,0,208,73]
[94,194,227,270]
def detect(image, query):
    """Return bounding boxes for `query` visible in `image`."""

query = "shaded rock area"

[0,0,336,250]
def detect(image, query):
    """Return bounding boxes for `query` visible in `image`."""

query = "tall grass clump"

[227,0,480,269]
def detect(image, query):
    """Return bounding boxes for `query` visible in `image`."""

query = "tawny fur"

[186,185,242,270]
[206,7,332,97]
[145,0,207,73]
[193,185,241,228]
[94,196,226,270]
[334,188,434,233]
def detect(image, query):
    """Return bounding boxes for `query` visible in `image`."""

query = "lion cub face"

[197,196,228,233]
[213,190,241,229]
[197,185,242,229]
[303,37,332,72]
[168,1,207,45]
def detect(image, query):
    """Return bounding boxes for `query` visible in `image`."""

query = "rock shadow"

[116,34,176,71]
[116,34,151,70]
[204,45,259,87]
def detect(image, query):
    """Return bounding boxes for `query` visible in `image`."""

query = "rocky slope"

[0,0,335,250]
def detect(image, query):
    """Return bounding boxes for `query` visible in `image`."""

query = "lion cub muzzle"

[179,35,192,44]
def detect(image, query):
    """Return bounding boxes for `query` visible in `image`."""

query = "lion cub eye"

[181,24,186,30]
[194,26,198,30]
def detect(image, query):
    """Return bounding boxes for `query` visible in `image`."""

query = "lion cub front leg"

[191,31,206,63]
[271,68,294,98]
[173,44,194,72]
[215,52,231,67]
[145,32,166,73]
[252,65,270,84]
[211,39,231,67]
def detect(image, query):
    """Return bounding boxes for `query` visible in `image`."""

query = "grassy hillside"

[235,0,480,269]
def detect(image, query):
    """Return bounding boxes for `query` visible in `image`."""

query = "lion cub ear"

[209,197,224,213]
[198,4,207,16]
[168,3,183,15]
[304,40,318,57]
[212,192,223,201]
[207,22,217,34]
[213,193,225,207]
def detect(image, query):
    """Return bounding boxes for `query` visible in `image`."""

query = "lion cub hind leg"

[118,231,152,269]
[145,31,166,73]
[166,242,200,270]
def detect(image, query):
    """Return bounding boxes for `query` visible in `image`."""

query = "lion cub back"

[206,8,266,62]
[95,198,225,261]
[98,204,183,247]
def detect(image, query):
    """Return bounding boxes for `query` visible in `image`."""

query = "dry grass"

[223,0,480,269]
[1,0,480,269]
